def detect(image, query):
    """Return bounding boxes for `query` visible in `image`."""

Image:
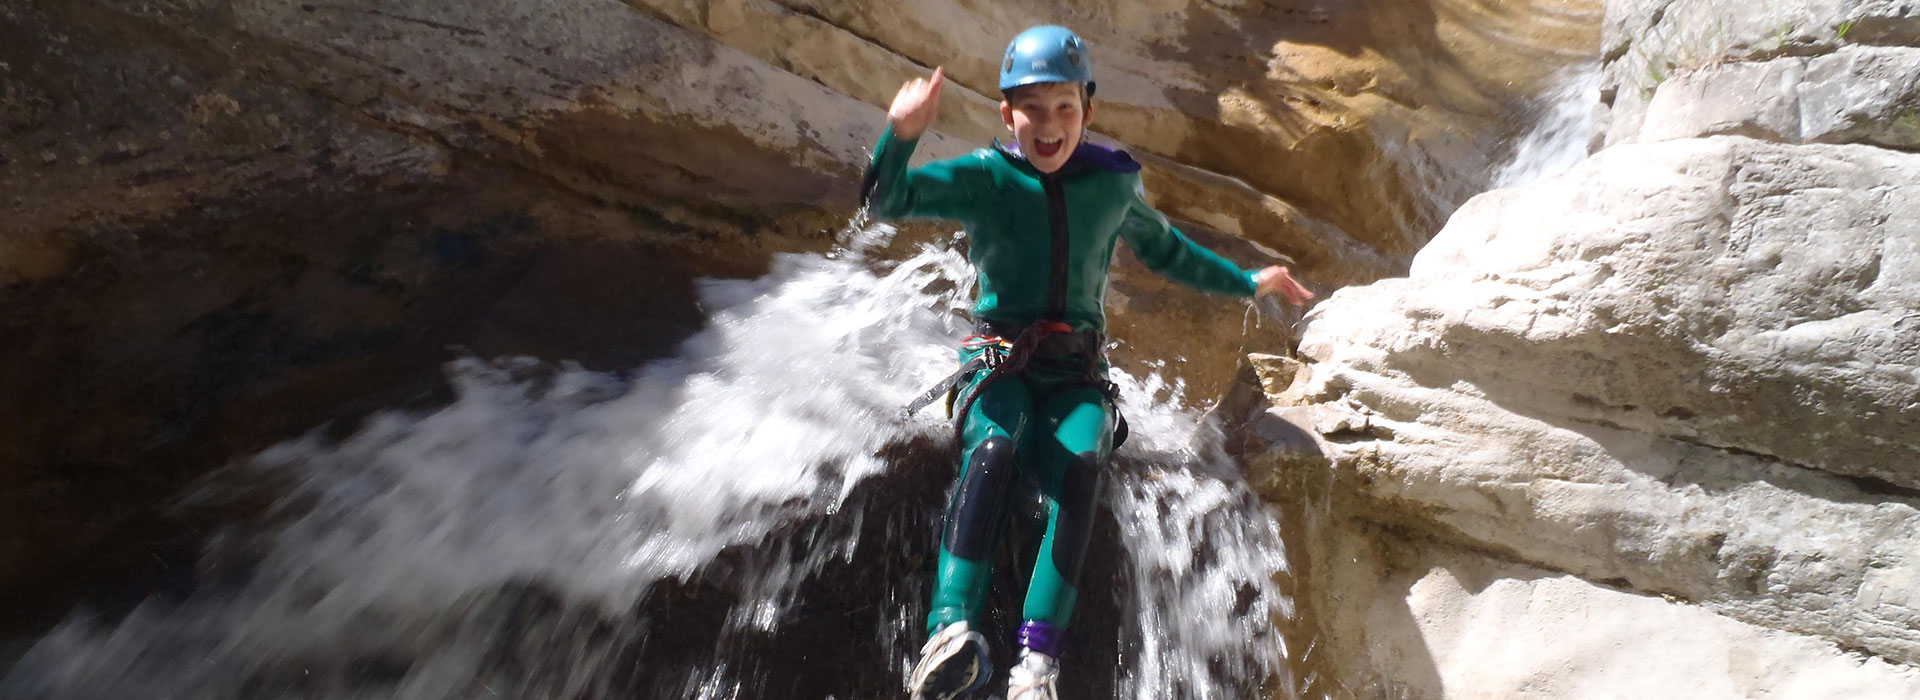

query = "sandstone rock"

[1298,522,1920,697]
[2,0,1612,435]
[1271,366,1920,663]
[1800,45,1920,142]
[1605,0,1920,67]
[1315,136,1920,490]
[1249,353,1314,407]
[221,0,938,216]
[1602,0,1920,145]
[1258,0,1920,693]
[1260,135,1920,687]
[0,231,75,285]
[635,0,1604,271]
[1634,46,1920,147]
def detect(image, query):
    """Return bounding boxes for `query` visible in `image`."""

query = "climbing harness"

[900,334,1011,420]
[901,319,1128,450]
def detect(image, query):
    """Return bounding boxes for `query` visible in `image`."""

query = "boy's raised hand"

[888,66,945,140]
[1254,265,1315,306]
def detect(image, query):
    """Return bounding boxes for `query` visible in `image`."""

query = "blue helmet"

[998,25,1096,96]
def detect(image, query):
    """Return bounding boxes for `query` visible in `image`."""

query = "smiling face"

[1000,82,1093,174]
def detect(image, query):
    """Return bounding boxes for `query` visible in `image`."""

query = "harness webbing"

[942,321,1074,446]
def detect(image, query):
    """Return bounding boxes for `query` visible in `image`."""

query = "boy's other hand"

[889,66,945,140]
[1254,266,1314,306]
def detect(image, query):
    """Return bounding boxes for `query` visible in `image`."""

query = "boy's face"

[1000,82,1093,174]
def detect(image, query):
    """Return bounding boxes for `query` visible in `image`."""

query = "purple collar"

[995,138,1142,174]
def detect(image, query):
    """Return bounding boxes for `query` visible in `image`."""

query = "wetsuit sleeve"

[861,123,987,222]
[1117,175,1259,297]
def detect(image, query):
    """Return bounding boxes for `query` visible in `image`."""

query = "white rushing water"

[1367,63,1604,255]
[3,220,1302,699]
[1492,66,1602,190]
[1107,411,1296,700]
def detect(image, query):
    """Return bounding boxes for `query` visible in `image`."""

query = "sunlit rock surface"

[1601,0,1920,148]
[1249,0,1920,695]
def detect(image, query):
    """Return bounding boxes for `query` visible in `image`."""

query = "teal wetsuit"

[864,124,1257,651]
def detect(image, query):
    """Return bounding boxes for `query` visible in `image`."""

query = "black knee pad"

[1049,451,1105,583]
[943,436,1019,560]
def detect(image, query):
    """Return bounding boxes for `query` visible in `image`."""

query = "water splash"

[1105,383,1297,699]
[2,221,1300,699]
[1492,66,1602,189]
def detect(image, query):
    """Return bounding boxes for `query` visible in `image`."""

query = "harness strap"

[898,321,1130,451]
[900,354,990,419]
[899,333,1015,419]
[945,321,1073,446]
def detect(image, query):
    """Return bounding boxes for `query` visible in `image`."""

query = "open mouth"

[1033,137,1064,159]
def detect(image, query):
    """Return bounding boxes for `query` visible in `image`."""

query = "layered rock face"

[1,0,1597,631]
[1251,0,1920,695]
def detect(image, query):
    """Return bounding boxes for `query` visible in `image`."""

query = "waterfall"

[1492,66,1603,190]
[3,221,1303,699]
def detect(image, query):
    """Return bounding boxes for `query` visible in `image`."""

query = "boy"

[865,25,1312,700]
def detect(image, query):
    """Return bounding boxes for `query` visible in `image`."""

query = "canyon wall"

[1246,0,1920,695]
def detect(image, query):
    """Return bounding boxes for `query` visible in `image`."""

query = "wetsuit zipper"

[1041,173,1070,322]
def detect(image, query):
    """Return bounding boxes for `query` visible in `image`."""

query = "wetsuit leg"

[1019,383,1113,634]
[928,371,1035,635]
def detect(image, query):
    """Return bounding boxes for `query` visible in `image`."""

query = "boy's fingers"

[1289,278,1314,304]
[1256,266,1314,306]
[929,66,945,97]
